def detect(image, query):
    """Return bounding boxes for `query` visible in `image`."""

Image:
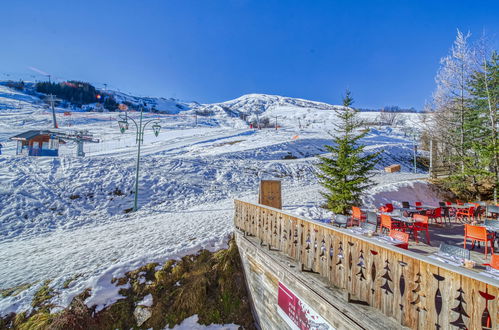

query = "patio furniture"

[389,230,409,249]
[438,202,451,225]
[333,214,349,228]
[415,201,422,210]
[380,214,405,234]
[360,221,377,233]
[426,207,443,225]
[488,205,499,219]
[351,206,366,226]
[484,219,499,252]
[483,254,499,270]
[464,224,495,258]
[456,206,475,223]
[437,243,470,261]
[401,201,410,209]
[407,214,431,245]
[366,211,378,228]
[379,203,394,213]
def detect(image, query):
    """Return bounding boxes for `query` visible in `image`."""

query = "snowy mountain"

[108,89,197,114]
[194,93,343,117]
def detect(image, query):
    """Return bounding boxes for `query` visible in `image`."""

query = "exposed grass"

[31,280,54,310]
[0,283,35,298]
[62,274,82,289]
[1,236,255,329]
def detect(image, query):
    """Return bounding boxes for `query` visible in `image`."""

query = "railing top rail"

[235,199,499,287]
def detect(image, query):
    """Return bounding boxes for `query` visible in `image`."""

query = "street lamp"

[411,130,421,174]
[118,106,161,211]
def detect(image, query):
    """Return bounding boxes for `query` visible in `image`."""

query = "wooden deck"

[234,200,499,330]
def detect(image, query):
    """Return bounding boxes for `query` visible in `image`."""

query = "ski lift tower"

[57,130,100,157]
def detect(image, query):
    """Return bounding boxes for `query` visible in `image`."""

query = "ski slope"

[0,85,437,317]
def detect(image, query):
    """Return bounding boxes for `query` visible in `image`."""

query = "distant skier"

[0,143,3,155]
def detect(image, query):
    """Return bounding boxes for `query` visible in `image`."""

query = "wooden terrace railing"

[234,200,499,329]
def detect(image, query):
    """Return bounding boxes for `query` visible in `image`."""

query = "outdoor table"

[448,203,473,209]
[479,267,499,280]
[346,226,372,235]
[427,252,465,267]
[483,225,499,234]
[393,216,414,224]
[397,207,426,216]
[371,234,405,246]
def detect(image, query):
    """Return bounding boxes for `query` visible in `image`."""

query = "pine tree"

[316,91,379,214]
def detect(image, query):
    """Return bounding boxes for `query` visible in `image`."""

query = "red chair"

[379,203,394,213]
[351,206,366,226]
[408,214,431,245]
[483,255,499,270]
[456,206,475,223]
[415,202,423,210]
[389,230,409,249]
[380,214,405,234]
[464,224,495,258]
[445,201,457,218]
[456,200,464,205]
[426,207,443,224]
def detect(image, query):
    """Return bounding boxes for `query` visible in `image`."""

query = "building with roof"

[10,130,63,156]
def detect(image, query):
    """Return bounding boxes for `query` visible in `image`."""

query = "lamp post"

[411,131,420,174]
[118,106,161,211]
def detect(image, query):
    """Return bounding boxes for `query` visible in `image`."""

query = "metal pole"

[413,135,417,174]
[133,107,144,211]
[429,139,433,177]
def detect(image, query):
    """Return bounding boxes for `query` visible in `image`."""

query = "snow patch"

[170,314,240,330]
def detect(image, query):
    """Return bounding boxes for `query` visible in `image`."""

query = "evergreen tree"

[316,91,379,214]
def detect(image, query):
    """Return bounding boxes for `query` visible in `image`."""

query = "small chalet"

[10,130,64,156]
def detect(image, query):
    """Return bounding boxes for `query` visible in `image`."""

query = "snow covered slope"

[0,85,432,316]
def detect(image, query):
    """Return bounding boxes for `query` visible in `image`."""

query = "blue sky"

[1,0,498,109]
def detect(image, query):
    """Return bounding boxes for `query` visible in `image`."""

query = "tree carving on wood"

[320,238,326,259]
[356,250,366,281]
[380,259,393,294]
[410,272,426,313]
[450,287,469,329]
[305,230,311,251]
[336,241,344,267]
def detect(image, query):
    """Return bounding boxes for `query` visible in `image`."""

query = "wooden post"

[258,180,282,209]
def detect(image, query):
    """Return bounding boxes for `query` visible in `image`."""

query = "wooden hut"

[10,130,63,156]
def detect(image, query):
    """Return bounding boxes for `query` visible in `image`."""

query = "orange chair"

[408,214,431,245]
[351,206,366,226]
[415,201,422,210]
[457,206,475,223]
[389,230,409,249]
[483,255,499,270]
[464,224,495,257]
[380,214,405,234]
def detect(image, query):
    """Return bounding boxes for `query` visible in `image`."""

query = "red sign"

[277,282,333,330]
